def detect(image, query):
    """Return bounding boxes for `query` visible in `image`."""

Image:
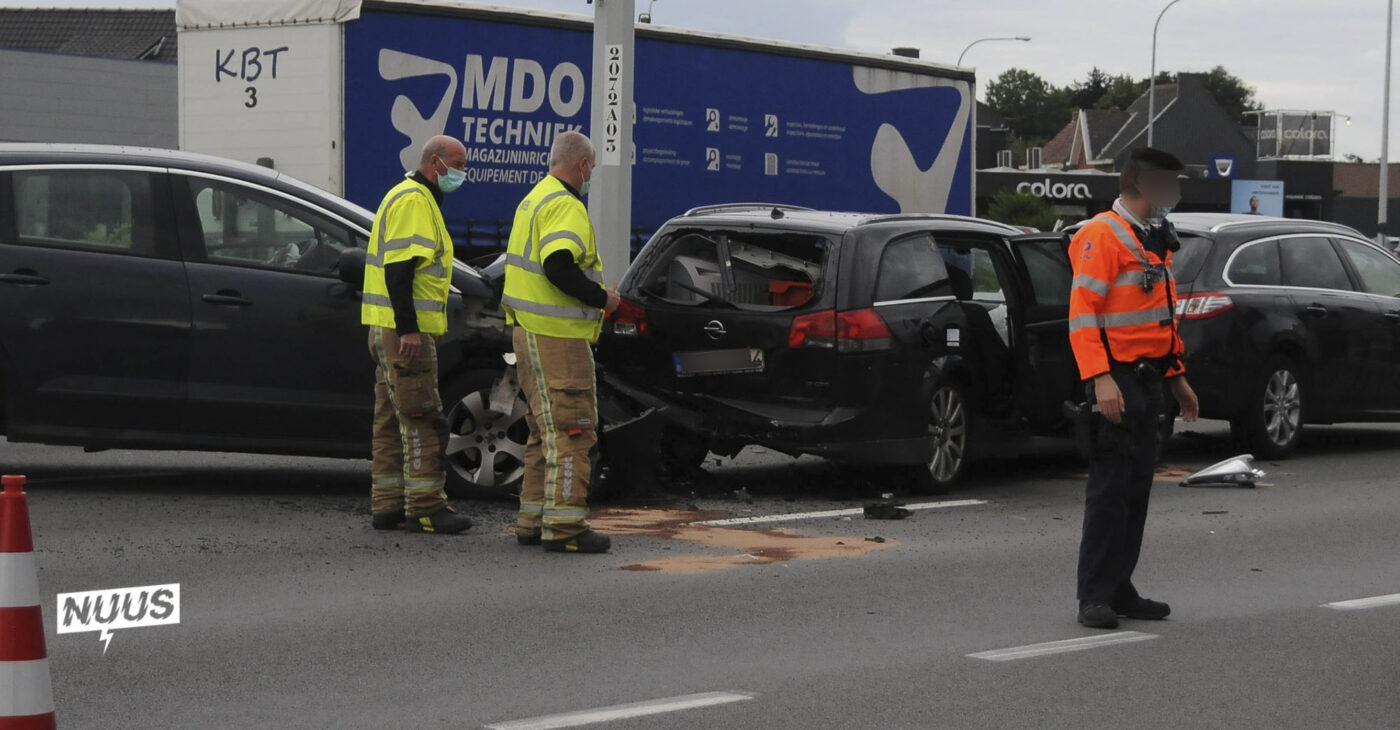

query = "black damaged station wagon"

[597,204,1082,490]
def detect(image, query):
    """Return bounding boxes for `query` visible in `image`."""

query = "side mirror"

[337,248,367,289]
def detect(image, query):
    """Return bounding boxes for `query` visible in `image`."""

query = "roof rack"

[1208,218,1361,235]
[857,212,1023,233]
[681,202,815,217]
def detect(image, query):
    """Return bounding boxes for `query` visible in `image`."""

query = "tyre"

[441,369,529,499]
[920,380,973,492]
[660,426,710,478]
[1230,356,1304,460]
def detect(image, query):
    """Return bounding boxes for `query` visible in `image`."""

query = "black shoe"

[371,512,404,530]
[1078,603,1119,629]
[405,506,473,535]
[1113,596,1171,620]
[516,530,542,546]
[542,529,612,554]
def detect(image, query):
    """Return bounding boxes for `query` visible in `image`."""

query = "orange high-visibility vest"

[1068,210,1185,381]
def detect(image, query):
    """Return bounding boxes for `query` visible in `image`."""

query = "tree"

[1093,74,1148,112]
[1198,65,1263,124]
[984,68,1073,141]
[1068,67,1112,110]
[984,189,1059,232]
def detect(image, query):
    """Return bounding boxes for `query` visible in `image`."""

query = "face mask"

[579,160,593,196]
[437,158,465,193]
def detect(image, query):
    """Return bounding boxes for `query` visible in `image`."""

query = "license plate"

[674,348,765,376]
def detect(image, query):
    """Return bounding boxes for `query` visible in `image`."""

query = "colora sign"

[1016,179,1092,200]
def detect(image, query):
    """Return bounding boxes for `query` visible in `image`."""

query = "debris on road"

[1180,455,1266,488]
[863,502,912,520]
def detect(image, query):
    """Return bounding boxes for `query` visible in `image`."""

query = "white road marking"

[689,499,988,527]
[483,691,755,730]
[1323,593,1400,611]
[968,631,1159,662]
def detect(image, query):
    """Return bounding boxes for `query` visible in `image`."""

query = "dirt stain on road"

[592,508,896,575]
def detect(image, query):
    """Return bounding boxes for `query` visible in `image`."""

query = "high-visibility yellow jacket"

[361,176,454,336]
[1068,210,1185,380]
[502,175,606,341]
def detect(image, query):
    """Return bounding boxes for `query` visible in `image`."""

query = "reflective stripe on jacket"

[361,176,454,335]
[502,175,606,342]
[1068,210,1185,380]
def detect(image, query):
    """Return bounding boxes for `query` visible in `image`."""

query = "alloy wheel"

[1262,368,1301,447]
[928,386,968,484]
[445,389,529,492]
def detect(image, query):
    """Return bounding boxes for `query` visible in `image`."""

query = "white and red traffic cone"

[0,475,56,730]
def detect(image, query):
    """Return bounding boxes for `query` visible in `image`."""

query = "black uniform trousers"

[1077,362,1165,605]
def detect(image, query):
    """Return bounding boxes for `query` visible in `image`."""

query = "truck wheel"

[442,369,528,500]
[1230,356,1304,460]
[917,381,973,492]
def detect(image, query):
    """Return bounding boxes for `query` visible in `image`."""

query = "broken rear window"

[634,229,830,311]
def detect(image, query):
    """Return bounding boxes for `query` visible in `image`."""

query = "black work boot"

[542,529,612,554]
[405,505,473,535]
[371,512,405,531]
[1113,596,1171,620]
[516,529,543,546]
[1078,602,1119,629]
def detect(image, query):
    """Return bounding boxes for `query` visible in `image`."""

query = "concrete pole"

[589,0,636,285]
[1382,0,1393,230]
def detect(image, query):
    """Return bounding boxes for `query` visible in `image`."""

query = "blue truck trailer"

[178,0,975,250]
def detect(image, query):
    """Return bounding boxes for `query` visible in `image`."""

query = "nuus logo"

[57,583,180,654]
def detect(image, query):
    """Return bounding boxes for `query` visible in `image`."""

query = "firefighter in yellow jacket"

[362,135,473,535]
[1069,147,1199,628]
[504,131,619,553]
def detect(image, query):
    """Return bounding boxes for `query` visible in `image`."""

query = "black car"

[1160,213,1400,458]
[597,204,1081,489]
[0,143,532,496]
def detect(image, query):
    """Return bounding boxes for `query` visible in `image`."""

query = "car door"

[172,172,371,451]
[864,231,965,409]
[1333,237,1400,410]
[0,166,189,441]
[1006,233,1079,429]
[1277,235,1385,416]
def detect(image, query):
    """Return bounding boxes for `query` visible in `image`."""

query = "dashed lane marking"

[1323,593,1400,611]
[967,631,1159,662]
[482,691,756,730]
[688,499,988,527]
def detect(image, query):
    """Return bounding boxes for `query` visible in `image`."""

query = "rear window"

[632,229,829,311]
[1168,233,1212,284]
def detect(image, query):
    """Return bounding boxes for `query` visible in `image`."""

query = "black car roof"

[672,203,1026,237]
[0,142,373,227]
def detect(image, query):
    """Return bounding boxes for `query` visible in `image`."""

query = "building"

[0,8,177,148]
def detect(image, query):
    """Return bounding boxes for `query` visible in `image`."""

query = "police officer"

[503,131,620,554]
[1069,147,1200,629]
[362,135,473,535]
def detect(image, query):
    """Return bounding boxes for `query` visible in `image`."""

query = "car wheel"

[922,381,973,491]
[442,369,529,499]
[1231,356,1304,459]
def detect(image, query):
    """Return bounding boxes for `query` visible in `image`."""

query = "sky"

[7,0,1395,160]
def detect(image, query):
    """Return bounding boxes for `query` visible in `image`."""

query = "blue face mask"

[437,158,465,193]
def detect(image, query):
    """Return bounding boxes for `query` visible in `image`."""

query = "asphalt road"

[8,420,1400,729]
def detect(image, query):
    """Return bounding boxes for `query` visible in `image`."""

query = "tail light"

[1175,292,1234,320]
[608,298,648,336]
[789,308,891,352]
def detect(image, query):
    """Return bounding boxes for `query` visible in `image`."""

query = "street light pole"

[956,36,1030,67]
[1148,0,1185,148]
[1382,0,1393,231]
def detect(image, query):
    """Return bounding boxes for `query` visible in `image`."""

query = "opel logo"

[704,320,726,340]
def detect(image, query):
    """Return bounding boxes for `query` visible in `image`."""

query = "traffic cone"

[0,475,56,730]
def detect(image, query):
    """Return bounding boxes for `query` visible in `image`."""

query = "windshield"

[634,229,831,312]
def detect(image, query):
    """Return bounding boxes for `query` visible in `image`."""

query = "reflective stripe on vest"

[501,294,602,322]
[519,190,572,262]
[1068,306,1175,334]
[362,293,448,313]
[1096,214,1173,285]
[504,253,604,281]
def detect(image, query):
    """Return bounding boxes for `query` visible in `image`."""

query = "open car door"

[1006,232,1080,430]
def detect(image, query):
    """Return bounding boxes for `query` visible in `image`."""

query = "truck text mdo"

[177,0,975,251]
